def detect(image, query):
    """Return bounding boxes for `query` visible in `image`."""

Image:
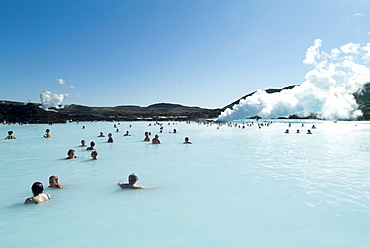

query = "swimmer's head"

[128,173,138,185]
[185,137,189,142]
[81,140,86,144]
[91,151,98,158]
[49,175,59,186]
[46,129,50,133]
[31,182,44,196]
[67,149,75,156]
[90,141,95,147]
[8,131,13,135]
[108,133,112,137]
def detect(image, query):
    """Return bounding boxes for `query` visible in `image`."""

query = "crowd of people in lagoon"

[4,121,194,205]
[4,120,316,205]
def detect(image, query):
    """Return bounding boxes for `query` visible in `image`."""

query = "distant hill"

[221,85,296,111]
[115,105,141,108]
[0,102,66,123]
[147,103,201,109]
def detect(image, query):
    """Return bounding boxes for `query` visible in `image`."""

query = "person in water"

[44,129,51,138]
[107,133,113,143]
[152,134,161,144]
[24,182,50,204]
[307,129,312,134]
[66,149,77,159]
[184,137,192,144]
[86,141,96,150]
[118,173,144,189]
[284,129,290,133]
[144,131,150,141]
[91,151,98,160]
[123,131,131,136]
[48,175,63,188]
[98,132,105,137]
[4,131,16,139]
[80,140,87,147]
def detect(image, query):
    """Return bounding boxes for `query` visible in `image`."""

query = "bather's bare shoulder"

[118,183,144,189]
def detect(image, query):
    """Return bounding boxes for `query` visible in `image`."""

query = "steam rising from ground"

[217,39,370,122]
[40,78,72,109]
[40,90,68,109]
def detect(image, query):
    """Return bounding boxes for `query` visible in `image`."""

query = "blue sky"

[1,0,369,109]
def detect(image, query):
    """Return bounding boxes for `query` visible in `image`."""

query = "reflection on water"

[0,120,369,248]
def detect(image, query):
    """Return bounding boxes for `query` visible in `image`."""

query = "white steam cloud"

[217,39,370,122]
[57,78,66,85]
[39,78,74,109]
[40,90,68,109]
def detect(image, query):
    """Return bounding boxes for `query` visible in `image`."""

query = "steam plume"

[217,39,370,122]
[40,90,68,109]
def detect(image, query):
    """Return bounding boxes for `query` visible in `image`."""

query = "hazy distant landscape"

[1,83,369,124]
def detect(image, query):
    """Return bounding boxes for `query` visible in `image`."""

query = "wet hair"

[8,131,13,135]
[91,151,98,156]
[81,140,85,144]
[67,149,75,156]
[49,175,58,181]
[128,173,138,184]
[46,129,50,132]
[90,141,95,147]
[31,182,44,196]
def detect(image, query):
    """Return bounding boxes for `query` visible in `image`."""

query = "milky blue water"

[0,120,369,248]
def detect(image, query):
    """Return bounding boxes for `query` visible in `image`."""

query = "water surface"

[0,120,369,248]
